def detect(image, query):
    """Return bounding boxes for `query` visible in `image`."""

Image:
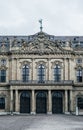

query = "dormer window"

[1,59,6,66]
[76,59,82,64]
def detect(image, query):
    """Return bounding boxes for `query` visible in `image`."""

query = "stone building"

[0,31,83,115]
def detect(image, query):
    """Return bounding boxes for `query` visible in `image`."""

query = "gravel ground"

[0,114,83,130]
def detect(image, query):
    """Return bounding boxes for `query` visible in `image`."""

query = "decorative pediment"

[27,32,65,55]
[9,32,74,55]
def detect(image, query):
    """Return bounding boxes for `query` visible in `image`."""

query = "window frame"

[53,64,61,82]
[22,65,29,82]
[76,68,82,82]
[38,64,45,83]
[0,69,6,82]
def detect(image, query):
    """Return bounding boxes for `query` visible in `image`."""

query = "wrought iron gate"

[52,91,63,113]
[20,91,30,113]
[36,91,47,113]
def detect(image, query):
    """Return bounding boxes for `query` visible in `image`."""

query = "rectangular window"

[0,70,6,82]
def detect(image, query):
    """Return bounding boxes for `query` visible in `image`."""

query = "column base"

[13,112,20,115]
[47,112,52,114]
[76,107,79,116]
[65,112,70,114]
[31,112,36,115]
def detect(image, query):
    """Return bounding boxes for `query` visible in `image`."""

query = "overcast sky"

[0,0,83,35]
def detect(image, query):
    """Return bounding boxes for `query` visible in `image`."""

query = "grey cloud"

[0,0,83,35]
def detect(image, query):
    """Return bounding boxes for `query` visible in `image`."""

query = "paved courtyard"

[0,114,83,130]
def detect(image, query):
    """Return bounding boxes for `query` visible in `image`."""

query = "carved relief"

[20,61,31,69]
[27,32,64,55]
[51,61,63,68]
[35,60,47,69]
[75,65,83,69]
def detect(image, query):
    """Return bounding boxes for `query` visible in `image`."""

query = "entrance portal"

[20,91,30,113]
[77,97,83,109]
[52,91,63,113]
[36,91,47,113]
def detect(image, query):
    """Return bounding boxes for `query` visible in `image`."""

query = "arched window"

[38,64,45,83]
[0,97,5,109]
[76,68,82,82]
[54,65,61,82]
[0,70,6,82]
[22,65,29,82]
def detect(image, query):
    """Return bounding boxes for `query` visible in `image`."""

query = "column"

[15,89,19,113]
[10,90,13,114]
[48,90,52,114]
[70,90,73,112]
[65,90,68,114]
[31,90,35,114]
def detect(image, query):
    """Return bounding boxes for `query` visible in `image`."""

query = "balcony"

[9,80,73,85]
[73,82,83,87]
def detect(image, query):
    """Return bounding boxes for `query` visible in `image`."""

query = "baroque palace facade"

[0,31,83,115]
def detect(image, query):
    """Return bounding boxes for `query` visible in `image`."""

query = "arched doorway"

[20,91,30,113]
[52,91,63,114]
[36,91,47,113]
[77,97,83,110]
